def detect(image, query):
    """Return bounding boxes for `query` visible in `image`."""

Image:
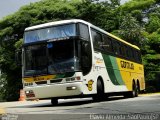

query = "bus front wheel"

[93,78,104,101]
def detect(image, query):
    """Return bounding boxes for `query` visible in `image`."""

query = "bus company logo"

[94,56,103,64]
[120,61,134,70]
[86,80,94,91]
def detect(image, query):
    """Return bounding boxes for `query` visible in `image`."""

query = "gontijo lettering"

[120,61,134,70]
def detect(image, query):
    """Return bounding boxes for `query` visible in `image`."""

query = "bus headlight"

[66,86,77,90]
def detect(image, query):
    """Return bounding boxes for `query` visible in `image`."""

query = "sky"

[0,0,129,20]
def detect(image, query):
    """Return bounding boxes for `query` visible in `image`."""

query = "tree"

[146,14,160,33]
[117,14,144,46]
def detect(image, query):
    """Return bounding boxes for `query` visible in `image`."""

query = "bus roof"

[25,19,140,50]
[25,19,89,31]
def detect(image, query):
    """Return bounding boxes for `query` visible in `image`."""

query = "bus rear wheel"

[132,82,138,97]
[51,98,58,105]
[93,78,104,101]
[124,81,138,98]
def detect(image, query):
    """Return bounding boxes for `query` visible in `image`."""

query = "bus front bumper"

[24,82,83,100]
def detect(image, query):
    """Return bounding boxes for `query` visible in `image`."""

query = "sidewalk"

[139,92,160,96]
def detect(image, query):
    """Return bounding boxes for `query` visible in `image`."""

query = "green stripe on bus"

[110,56,124,85]
[102,54,124,85]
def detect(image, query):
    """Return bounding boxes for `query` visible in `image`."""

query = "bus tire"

[133,81,138,97]
[135,82,139,97]
[137,80,140,94]
[124,81,138,98]
[51,98,58,105]
[93,78,104,102]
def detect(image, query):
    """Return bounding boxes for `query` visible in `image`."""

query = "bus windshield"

[24,40,76,77]
[24,24,76,43]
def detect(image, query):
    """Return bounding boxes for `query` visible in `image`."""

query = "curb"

[139,92,160,96]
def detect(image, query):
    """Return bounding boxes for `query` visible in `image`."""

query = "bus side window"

[131,48,135,60]
[128,47,134,60]
[121,44,126,58]
[137,51,142,63]
[102,35,112,53]
[134,50,138,62]
[91,28,103,51]
[81,41,92,75]
[126,46,130,59]
[117,42,122,56]
[113,40,119,55]
[79,23,90,41]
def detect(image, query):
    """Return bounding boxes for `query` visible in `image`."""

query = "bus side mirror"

[15,49,22,66]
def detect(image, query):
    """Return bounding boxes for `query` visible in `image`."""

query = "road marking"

[0,107,5,115]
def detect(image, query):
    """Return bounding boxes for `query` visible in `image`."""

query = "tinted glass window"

[102,35,112,52]
[137,51,142,63]
[25,24,76,43]
[126,46,130,58]
[79,23,90,41]
[81,41,92,75]
[127,47,134,60]
[113,40,120,55]
[121,44,126,57]
[91,29,102,50]
[117,42,122,55]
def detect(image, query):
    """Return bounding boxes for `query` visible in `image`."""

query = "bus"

[22,19,145,104]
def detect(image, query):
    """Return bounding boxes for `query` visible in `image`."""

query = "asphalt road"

[0,94,160,120]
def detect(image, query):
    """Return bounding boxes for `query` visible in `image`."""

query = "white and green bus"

[22,19,145,104]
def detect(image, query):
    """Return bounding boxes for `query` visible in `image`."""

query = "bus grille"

[50,79,62,83]
[35,81,47,85]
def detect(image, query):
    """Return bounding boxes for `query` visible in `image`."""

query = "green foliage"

[146,15,160,33]
[121,0,155,12]
[14,39,23,50]
[131,10,143,22]
[0,73,7,101]
[142,30,160,91]
[117,14,144,46]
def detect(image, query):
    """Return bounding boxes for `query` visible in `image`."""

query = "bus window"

[134,50,138,62]
[121,44,126,58]
[79,23,90,41]
[131,48,135,60]
[102,35,112,52]
[81,40,92,75]
[127,47,134,60]
[137,51,142,63]
[113,40,120,55]
[126,46,130,58]
[117,42,122,56]
[91,28,103,51]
